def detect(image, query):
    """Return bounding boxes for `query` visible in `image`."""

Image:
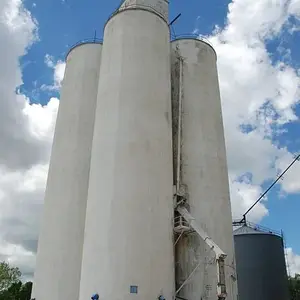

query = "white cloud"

[0,0,48,170]
[0,241,36,281]
[54,61,66,86]
[207,0,300,222]
[23,97,59,141]
[286,248,300,276]
[224,0,290,43]
[42,54,66,90]
[275,152,300,194]
[44,54,55,68]
[230,179,269,222]
[0,163,49,254]
[289,0,300,18]
[0,0,58,278]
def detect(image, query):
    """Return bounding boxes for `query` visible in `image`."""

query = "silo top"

[234,225,275,236]
[118,0,169,20]
[66,40,103,60]
[171,36,217,61]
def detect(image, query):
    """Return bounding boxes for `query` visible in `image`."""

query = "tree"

[20,281,33,300]
[0,261,32,300]
[0,280,33,300]
[289,274,300,300]
[0,261,21,291]
[0,281,22,300]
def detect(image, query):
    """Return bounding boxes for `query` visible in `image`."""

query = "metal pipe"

[169,13,181,26]
[176,57,183,192]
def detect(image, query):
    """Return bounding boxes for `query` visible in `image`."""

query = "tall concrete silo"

[78,1,175,300]
[171,37,238,300]
[32,42,102,300]
[234,225,290,300]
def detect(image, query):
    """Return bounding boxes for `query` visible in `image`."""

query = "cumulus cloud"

[207,0,300,273]
[275,151,300,194]
[0,0,58,279]
[0,0,51,170]
[0,241,36,281]
[289,0,300,18]
[207,0,300,221]
[23,97,59,141]
[42,54,66,91]
[286,248,300,276]
[230,179,268,222]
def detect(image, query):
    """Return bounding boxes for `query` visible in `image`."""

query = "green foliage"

[289,274,300,300]
[0,261,32,300]
[0,280,32,300]
[0,261,21,291]
[20,282,33,300]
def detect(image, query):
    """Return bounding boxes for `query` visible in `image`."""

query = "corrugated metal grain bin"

[234,225,290,300]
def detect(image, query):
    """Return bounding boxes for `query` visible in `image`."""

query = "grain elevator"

[32,1,237,300]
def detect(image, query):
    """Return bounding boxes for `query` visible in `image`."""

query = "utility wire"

[241,154,300,222]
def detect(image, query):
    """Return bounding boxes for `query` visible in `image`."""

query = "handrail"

[174,215,190,227]
[114,0,170,11]
[233,220,282,237]
[107,3,168,25]
[248,221,282,237]
[66,38,103,59]
[171,33,215,50]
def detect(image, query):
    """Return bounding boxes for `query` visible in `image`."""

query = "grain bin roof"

[234,225,271,235]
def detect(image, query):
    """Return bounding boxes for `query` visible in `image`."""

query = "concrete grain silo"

[32,42,102,300]
[171,37,238,300]
[78,1,175,300]
[234,225,289,300]
[32,1,238,300]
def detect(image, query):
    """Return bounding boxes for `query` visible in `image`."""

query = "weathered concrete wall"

[32,43,102,300]
[79,6,174,300]
[171,38,238,300]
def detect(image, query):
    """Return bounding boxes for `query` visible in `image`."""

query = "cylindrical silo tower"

[79,1,175,300]
[32,42,102,300]
[171,37,238,300]
[234,225,290,300]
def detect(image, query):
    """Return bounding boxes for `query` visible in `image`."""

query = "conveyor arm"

[176,206,227,300]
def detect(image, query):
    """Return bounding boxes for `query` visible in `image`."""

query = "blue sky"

[25,0,299,246]
[20,0,231,104]
[0,0,299,278]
